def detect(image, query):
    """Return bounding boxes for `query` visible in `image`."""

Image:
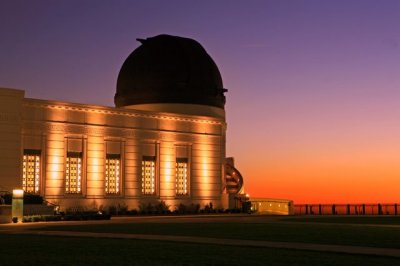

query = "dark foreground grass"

[0,234,398,266]
[36,221,400,248]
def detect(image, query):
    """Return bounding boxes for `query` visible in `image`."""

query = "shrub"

[22,215,41,222]
[118,203,128,215]
[1,193,12,204]
[31,215,41,222]
[66,206,86,214]
[63,213,111,221]
[138,201,173,215]
[138,202,146,214]
[176,203,187,214]
[126,209,138,215]
[43,215,62,221]
[138,202,155,214]
[176,203,200,214]
[187,203,200,214]
[108,205,117,215]
[225,208,241,213]
[202,202,215,213]
[155,200,170,214]
[21,214,109,223]
[12,217,18,223]
[108,203,129,215]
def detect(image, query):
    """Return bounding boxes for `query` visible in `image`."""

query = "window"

[65,152,82,194]
[105,154,120,194]
[176,158,188,196]
[22,150,41,193]
[142,156,156,195]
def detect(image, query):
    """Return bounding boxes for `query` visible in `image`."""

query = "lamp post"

[12,189,24,223]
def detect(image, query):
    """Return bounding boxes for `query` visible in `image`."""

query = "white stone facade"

[0,87,226,211]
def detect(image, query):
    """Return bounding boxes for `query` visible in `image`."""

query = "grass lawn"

[0,234,399,266]
[34,219,400,248]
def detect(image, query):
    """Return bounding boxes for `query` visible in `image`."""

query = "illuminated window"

[65,152,82,194]
[105,154,120,194]
[22,150,41,193]
[176,158,188,196]
[142,156,156,195]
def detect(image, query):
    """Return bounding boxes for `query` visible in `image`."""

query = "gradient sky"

[1,0,400,203]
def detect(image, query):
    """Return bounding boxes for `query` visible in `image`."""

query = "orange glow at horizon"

[228,110,400,204]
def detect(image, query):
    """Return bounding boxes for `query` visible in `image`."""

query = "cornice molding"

[23,98,225,126]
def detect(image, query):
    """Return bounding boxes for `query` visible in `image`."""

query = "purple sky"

[1,0,400,202]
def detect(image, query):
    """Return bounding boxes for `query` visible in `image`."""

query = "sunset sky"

[1,0,399,203]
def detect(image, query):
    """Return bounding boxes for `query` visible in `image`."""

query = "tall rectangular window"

[22,150,41,193]
[65,152,82,194]
[142,156,156,195]
[105,154,120,194]
[176,158,188,196]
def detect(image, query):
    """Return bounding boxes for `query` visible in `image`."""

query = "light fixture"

[13,189,24,199]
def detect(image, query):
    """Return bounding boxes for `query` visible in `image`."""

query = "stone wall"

[20,94,226,210]
[0,88,24,192]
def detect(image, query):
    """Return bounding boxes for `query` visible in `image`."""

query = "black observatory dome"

[115,34,226,108]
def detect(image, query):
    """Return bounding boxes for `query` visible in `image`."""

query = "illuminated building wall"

[159,141,174,199]
[124,138,140,198]
[0,89,24,191]
[45,132,64,198]
[86,136,102,198]
[0,88,226,210]
[250,198,295,215]
[191,131,225,206]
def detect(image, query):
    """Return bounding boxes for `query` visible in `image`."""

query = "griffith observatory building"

[0,34,292,214]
